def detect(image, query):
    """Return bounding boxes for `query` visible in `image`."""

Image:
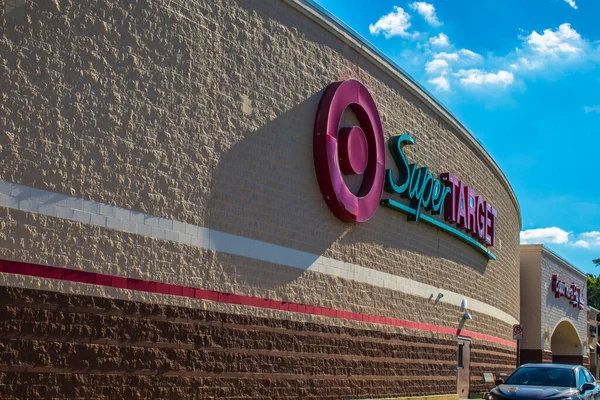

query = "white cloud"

[573,233,600,248]
[369,6,417,39]
[520,227,570,244]
[574,240,590,248]
[409,2,442,27]
[527,23,583,56]
[582,231,600,238]
[577,231,600,247]
[429,76,450,91]
[434,52,460,61]
[439,22,591,87]
[520,228,600,248]
[432,50,481,62]
[423,47,486,91]
[584,106,600,114]
[429,33,450,47]
[425,58,449,74]
[511,23,588,72]
[418,22,593,94]
[511,57,543,71]
[455,69,515,86]
[458,49,483,59]
[520,230,600,249]
[564,0,578,9]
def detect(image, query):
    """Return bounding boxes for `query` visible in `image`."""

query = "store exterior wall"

[0,0,521,398]
[520,245,587,366]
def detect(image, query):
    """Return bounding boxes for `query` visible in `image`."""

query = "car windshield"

[505,367,575,387]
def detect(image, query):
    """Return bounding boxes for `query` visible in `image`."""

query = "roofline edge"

[520,244,588,278]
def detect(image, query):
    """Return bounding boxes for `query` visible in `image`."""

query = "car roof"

[519,363,579,370]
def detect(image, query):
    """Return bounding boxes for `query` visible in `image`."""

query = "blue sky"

[316,0,600,274]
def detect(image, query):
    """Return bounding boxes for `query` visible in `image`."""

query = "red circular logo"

[313,80,385,222]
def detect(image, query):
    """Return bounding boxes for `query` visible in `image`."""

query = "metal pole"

[517,339,520,367]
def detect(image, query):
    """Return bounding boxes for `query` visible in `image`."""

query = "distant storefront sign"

[552,273,585,309]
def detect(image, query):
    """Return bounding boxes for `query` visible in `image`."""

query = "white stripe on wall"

[0,181,519,326]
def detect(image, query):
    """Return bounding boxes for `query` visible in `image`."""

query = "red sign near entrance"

[552,274,585,310]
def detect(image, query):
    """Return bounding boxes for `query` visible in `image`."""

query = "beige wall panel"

[520,249,542,349]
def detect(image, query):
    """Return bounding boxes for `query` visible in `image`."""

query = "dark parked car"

[488,364,599,400]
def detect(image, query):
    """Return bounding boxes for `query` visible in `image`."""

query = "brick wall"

[470,343,517,393]
[0,285,514,399]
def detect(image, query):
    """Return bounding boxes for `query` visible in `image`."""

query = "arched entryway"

[551,319,583,364]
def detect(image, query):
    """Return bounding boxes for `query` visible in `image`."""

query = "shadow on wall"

[206,90,342,288]
[207,85,488,293]
[204,0,489,293]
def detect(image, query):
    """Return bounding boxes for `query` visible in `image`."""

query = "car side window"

[583,368,596,383]
[578,369,587,387]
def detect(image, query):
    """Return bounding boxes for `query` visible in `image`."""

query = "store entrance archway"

[551,320,583,365]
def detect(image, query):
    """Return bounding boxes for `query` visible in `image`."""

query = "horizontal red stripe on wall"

[0,259,515,348]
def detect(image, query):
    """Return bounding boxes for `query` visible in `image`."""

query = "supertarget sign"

[314,80,498,260]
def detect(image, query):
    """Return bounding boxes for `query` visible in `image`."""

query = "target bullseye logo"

[313,80,385,222]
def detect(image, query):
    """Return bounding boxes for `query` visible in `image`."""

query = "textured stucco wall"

[0,0,520,324]
[0,0,521,397]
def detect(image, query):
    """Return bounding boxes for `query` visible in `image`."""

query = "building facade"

[0,0,521,398]
[520,245,589,366]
